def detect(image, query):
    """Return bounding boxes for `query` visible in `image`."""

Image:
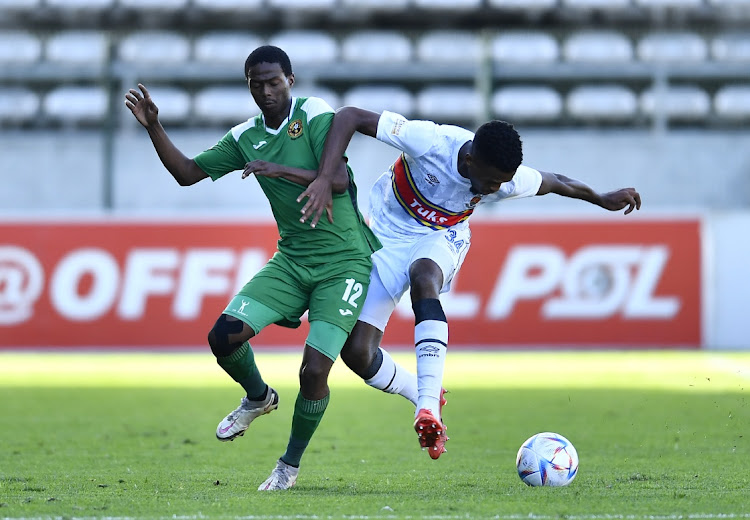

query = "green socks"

[215,342,267,399]
[281,392,330,467]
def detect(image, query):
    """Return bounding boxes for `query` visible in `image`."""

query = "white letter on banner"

[118,249,178,320]
[51,248,119,321]
[486,246,565,319]
[623,246,679,318]
[233,249,270,293]
[174,249,235,320]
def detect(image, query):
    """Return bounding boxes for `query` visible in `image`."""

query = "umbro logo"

[419,345,441,354]
[425,173,440,186]
[253,140,267,150]
[339,309,353,316]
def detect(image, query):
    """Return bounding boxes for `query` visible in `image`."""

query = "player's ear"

[287,73,295,88]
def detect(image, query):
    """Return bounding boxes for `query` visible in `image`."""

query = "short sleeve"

[193,131,246,181]
[375,110,437,158]
[508,165,543,199]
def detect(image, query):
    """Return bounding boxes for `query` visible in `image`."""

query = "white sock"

[364,348,418,406]
[415,319,448,422]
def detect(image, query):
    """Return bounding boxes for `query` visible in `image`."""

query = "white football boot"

[258,459,299,491]
[215,387,279,441]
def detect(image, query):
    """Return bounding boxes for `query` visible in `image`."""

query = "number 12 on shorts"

[341,278,363,308]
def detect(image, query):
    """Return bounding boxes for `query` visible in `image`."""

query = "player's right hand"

[124,83,159,128]
[298,176,334,228]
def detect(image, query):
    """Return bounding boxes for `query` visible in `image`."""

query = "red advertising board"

[0,218,701,349]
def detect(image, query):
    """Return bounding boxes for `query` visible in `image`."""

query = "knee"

[207,314,250,357]
[299,358,331,389]
[340,340,374,378]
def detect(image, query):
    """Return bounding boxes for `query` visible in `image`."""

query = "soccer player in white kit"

[298,108,641,460]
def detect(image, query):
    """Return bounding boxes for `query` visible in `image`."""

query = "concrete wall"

[2,128,749,216]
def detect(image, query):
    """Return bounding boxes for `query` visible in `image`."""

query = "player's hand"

[124,83,159,128]
[600,188,641,214]
[297,176,334,228]
[242,160,284,179]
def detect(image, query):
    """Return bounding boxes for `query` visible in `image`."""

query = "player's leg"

[258,321,342,491]
[341,249,417,406]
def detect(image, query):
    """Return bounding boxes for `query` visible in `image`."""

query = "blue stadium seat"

[0,87,39,124]
[414,0,482,9]
[563,31,633,63]
[293,85,341,110]
[417,31,482,64]
[269,31,338,64]
[194,32,264,65]
[492,86,563,121]
[45,0,114,9]
[561,0,631,9]
[192,0,263,10]
[193,87,255,124]
[714,85,750,119]
[341,31,412,64]
[118,0,188,10]
[492,31,559,63]
[267,0,335,9]
[118,31,190,65]
[488,0,558,8]
[141,86,191,124]
[711,32,750,61]
[46,31,109,65]
[43,86,108,123]
[0,30,41,64]
[416,86,481,120]
[340,0,409,9]
[637,32,708,63]
[343,86,415,117]
[640,85,710,120]
[567,84,638,120]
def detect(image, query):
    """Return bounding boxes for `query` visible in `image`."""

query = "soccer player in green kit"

[124,46,380,491]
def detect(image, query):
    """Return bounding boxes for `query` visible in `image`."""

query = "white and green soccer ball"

[516,432,579,487]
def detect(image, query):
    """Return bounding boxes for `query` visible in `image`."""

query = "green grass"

[0,351,748,519]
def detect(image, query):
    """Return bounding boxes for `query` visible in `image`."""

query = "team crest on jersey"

[287,119,303,138]
[468,195,483,207]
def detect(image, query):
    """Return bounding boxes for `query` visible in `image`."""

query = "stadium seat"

[46,31,109,65]
[492,32,559,63]
[192,0,263,10]
[0,31,42,64]
[45,0,114,9]
[194,32,264,65]
[488,0,557,9]
[414,0,482,9]
[563,31,633,62]
[141,86,191,123]
[267,0,335,8]
[293,85,341,110]
[637,32,708,63]
[416,86,482,120]
[118,31,190,65]
[714,85,750,119]
[416,31,482,64]
[640,85,710,120]
[118,0,188,10]
[567,84,638,120]
[491,86,562,121]
[0,87,39,124]
[343,86,414,117]
[193,87,256,124]
[268,31,338,64]
[43,86,108,123]
[561,0,631,9]
[711,32,750,61]
[633,0,702,7]
[341,31,412,64]
[340,0,409,9]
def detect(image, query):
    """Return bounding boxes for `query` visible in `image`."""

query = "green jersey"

[194,96,380,266]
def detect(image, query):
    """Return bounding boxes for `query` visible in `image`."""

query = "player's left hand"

[242,160,283,179]
[298,176,334,228]
[600,188,641,214]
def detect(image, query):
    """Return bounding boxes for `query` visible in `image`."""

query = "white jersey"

[369,111,543,240]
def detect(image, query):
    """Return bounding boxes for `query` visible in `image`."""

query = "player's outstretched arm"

[124,83,207,186]
[243,160,348,192]
[298,107,381,227]
[536,170,641,214]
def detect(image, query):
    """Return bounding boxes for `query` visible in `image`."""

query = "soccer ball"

[516,432,578,487]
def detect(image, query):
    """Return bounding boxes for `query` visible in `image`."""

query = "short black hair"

[472,120,523,173]
[244,45,293,79]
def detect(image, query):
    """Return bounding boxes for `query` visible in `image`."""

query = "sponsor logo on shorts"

[236,299,249,316]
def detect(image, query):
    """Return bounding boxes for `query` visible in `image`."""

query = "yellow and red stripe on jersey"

[390,154,474,230]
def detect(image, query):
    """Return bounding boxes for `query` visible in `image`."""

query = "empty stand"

[46,31,109,65]
[492,86,563,121]
[488,0,558,8]
[341,31,412,64]
[640,85,710,119]
[634,0,702,7]
[193,86,256,124]
[192,0,263,10]
[0,31,41,64]
[118,31,190,65]
[416,86,482,120]
[563,31,633,62]
[118,0,188,9]
[340,0,409,8]
[414,0,482,9]
[567,84,638,120]
[561,0,631,9]
[0,87,39,124]
[43,86,108,123]
[45,0,114,9]
[492,32,559,63]
[637,32,708,63]
[142,86,191,123]
[714,85,750,119]
[267,0,336,9]
[343,86,414,117]
[268,31,338,64]
[194,32,264,65]
[416,31,482,64]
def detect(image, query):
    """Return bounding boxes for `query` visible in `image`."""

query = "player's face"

[467,156,516,195]
[246,62,294,122]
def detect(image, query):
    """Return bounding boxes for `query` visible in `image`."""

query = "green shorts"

[223,252,372,359]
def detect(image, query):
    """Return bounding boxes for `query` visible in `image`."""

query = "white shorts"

[358,227,471,332]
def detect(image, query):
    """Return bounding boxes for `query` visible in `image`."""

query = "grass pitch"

[0,350,748,519]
